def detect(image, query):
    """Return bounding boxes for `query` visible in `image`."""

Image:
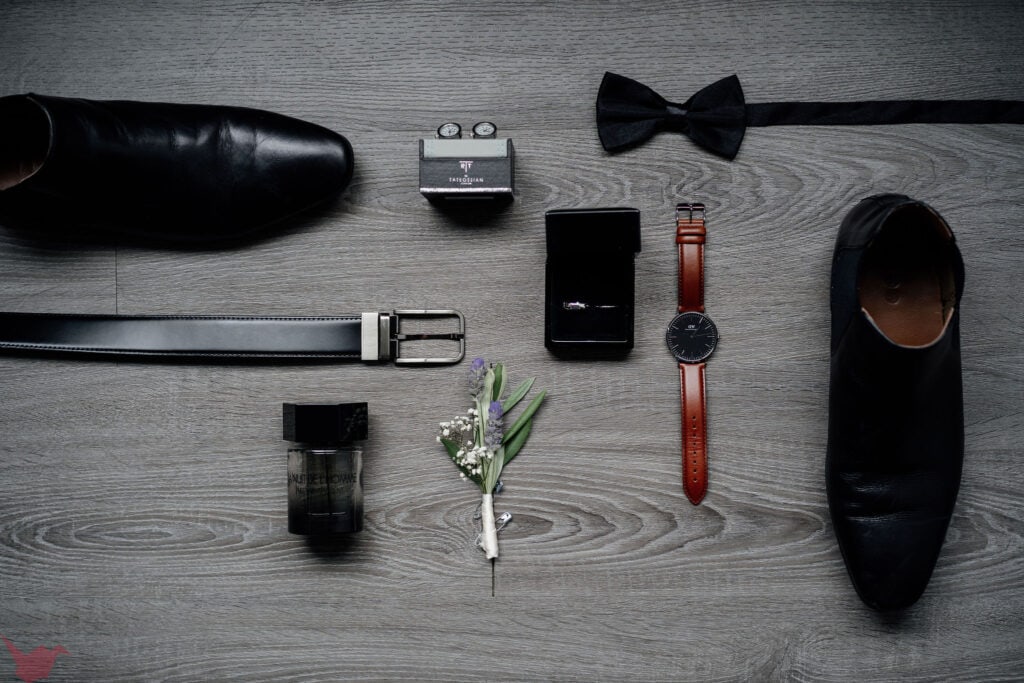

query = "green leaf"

[440,437,460,459]
[491,363,505,402]
[502,419,532,466]
[484,445,505,493]
[504,389,546,443]
[482,366,495,403]
[501,377,535,414]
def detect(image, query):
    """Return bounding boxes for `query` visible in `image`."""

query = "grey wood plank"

[0,233,115,313]
[1,1,1023,681]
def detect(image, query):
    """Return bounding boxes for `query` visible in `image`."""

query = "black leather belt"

[0,309,465,364]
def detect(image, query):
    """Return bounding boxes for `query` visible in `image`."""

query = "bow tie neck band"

[596,72,1024,159]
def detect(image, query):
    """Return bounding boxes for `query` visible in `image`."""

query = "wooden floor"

[1,2,1023,680]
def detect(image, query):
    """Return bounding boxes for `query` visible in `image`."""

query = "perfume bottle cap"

[282,402,368,444]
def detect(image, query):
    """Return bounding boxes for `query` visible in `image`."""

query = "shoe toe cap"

[832,501,953,611]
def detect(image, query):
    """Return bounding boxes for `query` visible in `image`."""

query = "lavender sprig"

[485,400,504,449]
[468,357,486,396]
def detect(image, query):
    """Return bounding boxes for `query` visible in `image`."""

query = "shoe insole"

[0,97,48,191]
[860,219,951,347]
[0,155,44,191]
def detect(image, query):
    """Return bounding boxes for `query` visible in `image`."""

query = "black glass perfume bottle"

[283,402,368,535]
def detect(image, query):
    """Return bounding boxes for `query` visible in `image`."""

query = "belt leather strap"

[0,309,465,364]
[676,206,709,504]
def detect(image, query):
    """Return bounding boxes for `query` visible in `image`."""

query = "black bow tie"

[596,72,1024,160]
[596,72,748,159]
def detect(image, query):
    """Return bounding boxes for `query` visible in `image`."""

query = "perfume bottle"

[283,402,368,535]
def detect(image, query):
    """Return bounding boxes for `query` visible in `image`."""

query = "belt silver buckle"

[391,309,466,365]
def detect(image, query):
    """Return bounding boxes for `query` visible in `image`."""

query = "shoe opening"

[859,203,958,347]
[0,96,49,191]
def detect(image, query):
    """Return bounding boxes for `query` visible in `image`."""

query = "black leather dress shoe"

[827,194,965,611]
[0,93,353,242]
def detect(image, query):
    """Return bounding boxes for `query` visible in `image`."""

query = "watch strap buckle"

[675,202,706,222]
[676,203,706,244]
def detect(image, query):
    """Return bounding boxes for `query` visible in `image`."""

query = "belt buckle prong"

[390,309,465,365]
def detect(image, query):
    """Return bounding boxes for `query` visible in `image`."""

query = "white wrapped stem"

[480,492,499,559]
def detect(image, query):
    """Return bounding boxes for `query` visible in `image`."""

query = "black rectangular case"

[545,207,642,358]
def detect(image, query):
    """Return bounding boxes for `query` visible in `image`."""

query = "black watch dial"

[666,312,718,363]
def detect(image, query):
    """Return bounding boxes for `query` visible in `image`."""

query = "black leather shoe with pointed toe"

[0,93,353,242]
[827,194,965,611]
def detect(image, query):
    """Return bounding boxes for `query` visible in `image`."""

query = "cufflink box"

[419,137,515,202]
[545,208,641,358]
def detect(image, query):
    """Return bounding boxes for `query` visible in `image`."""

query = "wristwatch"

[665,203,718,505]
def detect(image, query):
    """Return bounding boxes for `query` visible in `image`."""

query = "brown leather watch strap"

[679,362,708,504]
[676,204,706,313]
[675,202,709,504]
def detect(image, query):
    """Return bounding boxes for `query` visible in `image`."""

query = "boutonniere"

[436,358,546,560]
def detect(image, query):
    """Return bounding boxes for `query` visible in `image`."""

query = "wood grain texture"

[1,1,1023,680]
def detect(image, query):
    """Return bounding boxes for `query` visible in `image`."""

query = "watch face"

[666,312,718,363]
[472,121,496,138]
[437,122,462,139]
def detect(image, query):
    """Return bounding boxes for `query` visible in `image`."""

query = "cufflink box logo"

[451,160,483,185]
[1,635,69,683]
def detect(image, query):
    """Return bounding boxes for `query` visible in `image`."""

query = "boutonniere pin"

[436,358,546,561]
